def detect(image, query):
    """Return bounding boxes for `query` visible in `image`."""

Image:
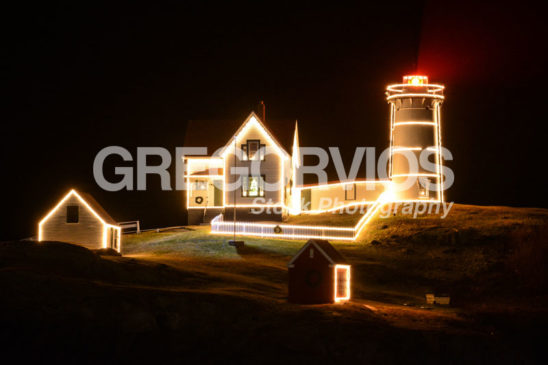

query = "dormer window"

[241,139,265,161]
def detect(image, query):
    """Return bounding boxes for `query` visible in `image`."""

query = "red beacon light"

[403,75,428,85]
[386,74,443,98]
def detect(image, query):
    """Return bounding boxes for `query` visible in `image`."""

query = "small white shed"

[38,189,121,252]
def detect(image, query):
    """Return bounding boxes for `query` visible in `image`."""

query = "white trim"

[218,112,290,159]
[287,240,338,266]
[38,189,121,251]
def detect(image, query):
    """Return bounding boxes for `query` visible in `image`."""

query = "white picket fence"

[210,214,355,241]
[210,196,387,242]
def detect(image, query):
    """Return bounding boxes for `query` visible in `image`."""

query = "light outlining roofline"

[334,264,351,302]
[38,189,121,251]
[39,190,109,227]
[288,240,339,266]
[219,114,290,160]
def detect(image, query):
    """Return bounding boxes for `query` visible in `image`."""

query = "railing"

[210,193,390,242]
[210,214,355,241]
[118,220,141,234]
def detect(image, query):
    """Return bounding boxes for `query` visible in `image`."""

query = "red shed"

[288,239,350,304]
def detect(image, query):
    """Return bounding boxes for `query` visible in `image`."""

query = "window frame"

[344,183,356,201]
[241,175,265,197]
[193,180,208,191]
[242,139,265,161]
[66,205,79,224]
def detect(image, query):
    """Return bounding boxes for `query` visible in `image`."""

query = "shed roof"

[77,192,118,225]
[288,239,348,266]
[40,190,118,227]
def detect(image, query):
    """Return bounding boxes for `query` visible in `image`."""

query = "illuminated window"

[193,180,207,190]
[418,178,431,199]
[344,184,356,200]
[66,206,79,223]
[242,175,265,197]
[242,140,264,161]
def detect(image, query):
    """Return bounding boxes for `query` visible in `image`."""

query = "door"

[107,227,118,250]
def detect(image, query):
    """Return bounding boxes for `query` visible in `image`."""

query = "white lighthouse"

[386,75,445,202]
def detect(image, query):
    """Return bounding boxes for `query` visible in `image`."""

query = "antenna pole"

[233,135,236,242]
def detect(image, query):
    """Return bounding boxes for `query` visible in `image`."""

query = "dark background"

[3,1,547,240]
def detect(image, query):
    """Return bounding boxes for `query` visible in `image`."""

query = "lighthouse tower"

[386,75,445,202]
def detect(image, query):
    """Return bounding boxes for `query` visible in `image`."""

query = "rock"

[370,240,382,246]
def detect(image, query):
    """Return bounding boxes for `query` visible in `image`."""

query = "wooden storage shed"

[38,189,121,252]
[288,239,350,304]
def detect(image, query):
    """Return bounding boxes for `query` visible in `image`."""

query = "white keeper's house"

[183,75,445,229]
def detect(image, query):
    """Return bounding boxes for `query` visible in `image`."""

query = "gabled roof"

[183,112,295,157]
[288,239,348,266]
[78,192,118,225]
[218,112,290,159]
[39,189,118,227]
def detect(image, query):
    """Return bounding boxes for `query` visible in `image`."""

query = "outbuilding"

[288,239,350,304]
[38,189,121,252]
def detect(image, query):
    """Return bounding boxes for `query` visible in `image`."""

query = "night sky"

[3,1,547,240]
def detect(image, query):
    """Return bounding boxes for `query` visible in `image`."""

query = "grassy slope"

[2,203,548,363]
[124,204,548,304]
[283,210,366,226]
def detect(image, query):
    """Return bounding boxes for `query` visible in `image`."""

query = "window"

[242,175,265,197]
[193,180,207,191]
[248,140,259,160]
[66,205,79,223]
[418,178,431,199]
[241,140,265,161]
[344,184,356,200]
